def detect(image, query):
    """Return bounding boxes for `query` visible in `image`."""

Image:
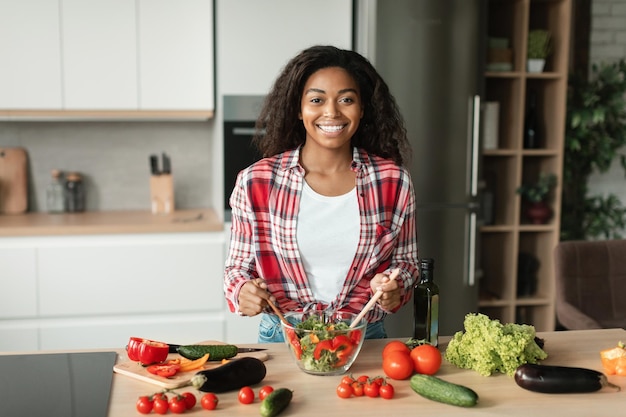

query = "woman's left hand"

[370,272,401,311]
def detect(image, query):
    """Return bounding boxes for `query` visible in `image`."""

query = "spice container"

[46,169,65,213]
[64,172,85,212]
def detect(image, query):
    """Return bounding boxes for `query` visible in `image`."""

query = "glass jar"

[46,169,65,213]
[64,172,85,212]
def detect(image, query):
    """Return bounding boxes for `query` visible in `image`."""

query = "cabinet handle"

[468,211,477,286]
[470,94,480,197]
[232,127,265,136]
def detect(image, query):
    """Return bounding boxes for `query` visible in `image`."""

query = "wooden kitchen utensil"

[350,268,400,328]
[0,147,28,214]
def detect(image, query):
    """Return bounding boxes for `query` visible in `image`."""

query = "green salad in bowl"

[281,311,367,375]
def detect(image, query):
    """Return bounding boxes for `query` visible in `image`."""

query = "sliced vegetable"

[179,353,210,372]
[410,374,478,407]
[147,363,181,378]
[126,337,170,365]
[177,344,238,361]
[514,364,621,393]
[600,341,626,376]
[313,335,354,366]
[285,328,303,360]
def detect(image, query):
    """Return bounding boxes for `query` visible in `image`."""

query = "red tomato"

[135,396,153,414]
[168,396,187,414]
[180,392,196,410]
[410,344,442,375]
[153,397,169,415]
[259,385,274,401]
[382,340,411,358]
[336,382,353,399]
[382,351,414,380]
[341,375,355,385]
[238,386,255,404]
[201,393,219,410]
[351,381,364,397]
[370,376,385,386]
[364,381,380,398]
[356,375,369,384]
[147,363,180,378]
[379,382,395,399]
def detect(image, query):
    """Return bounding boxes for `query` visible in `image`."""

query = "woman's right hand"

[237,278,274,316]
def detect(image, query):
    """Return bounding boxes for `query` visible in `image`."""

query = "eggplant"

[190,356,267,393]
[514,364,620,394]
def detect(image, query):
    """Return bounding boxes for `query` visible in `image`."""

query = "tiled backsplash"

[0,121,215,212]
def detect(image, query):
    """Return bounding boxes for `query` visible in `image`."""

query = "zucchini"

[190,357,267,393]
[177,344,238,361]
[410,374,478,407]
[260,388,293,417]
[514,364,621,394]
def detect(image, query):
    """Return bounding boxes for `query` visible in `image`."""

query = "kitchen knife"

[162,152,171,174]
[150,154,160,175]
[167,344,266,354]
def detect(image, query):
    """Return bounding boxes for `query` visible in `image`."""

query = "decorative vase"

[525,201,552,224]
[527,58,546,73]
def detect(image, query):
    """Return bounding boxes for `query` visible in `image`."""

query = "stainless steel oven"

[223,95,265,220]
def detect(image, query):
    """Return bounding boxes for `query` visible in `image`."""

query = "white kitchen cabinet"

[0,0,62,109]
[61,0,138,109]
[0,232,228,351]
[216,0,353,95]
[138,0,214,111]
[0,248,37,318]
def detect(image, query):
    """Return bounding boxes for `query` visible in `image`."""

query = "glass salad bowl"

[281,311,367,376]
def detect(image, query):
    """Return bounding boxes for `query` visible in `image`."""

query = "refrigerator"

[355,0,486,337]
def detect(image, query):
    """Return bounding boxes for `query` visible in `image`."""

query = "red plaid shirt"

[224,146,419,323]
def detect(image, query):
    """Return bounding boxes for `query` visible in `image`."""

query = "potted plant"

[516,173,557,224]
[527,30,551,73]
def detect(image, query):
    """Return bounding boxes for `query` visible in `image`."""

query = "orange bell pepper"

[600,341,626,376]
[179,353,210,372]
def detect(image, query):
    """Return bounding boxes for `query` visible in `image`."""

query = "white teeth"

[318,125,344,132]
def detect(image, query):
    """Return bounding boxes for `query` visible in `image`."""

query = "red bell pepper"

[126,337,170,365]
[313,335,355,366]
[147,363,181,378]
[285,328,303,359]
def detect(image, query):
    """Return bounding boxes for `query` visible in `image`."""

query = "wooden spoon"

[349,268,401,328]
[267,298,290,327]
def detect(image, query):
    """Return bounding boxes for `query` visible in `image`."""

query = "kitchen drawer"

[0,248,37,318]
[37,234,225,316]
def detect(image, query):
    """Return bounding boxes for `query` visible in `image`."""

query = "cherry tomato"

[364,381,380,398]
[351,381,364,397]
[181,392,196,410]
[382,340,411,358]
[379,382,395,399]
[259,385,274,401]
[382,350,414,380]
[410,344,442,375]
[238,386,255,404]
[201,393,219,410]
[135,396,153,414]
[153,396,169,415]
[341,375,355,385]
[169,396,187,414]
[356,375,369,384]
[336,382,353,399]
[370,376,385,386]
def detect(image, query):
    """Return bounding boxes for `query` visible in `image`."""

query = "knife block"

[150,174,174,214]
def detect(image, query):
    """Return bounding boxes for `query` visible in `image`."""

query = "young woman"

[224,45,419,342]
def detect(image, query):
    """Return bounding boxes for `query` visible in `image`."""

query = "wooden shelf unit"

[479,0,571,331]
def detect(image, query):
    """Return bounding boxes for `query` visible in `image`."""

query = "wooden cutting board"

[113,341,269,389]
[0,147,28,214]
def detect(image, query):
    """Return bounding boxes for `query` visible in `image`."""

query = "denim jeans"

[257,313,387,343]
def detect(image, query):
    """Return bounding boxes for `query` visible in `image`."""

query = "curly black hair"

[252,45,411,166]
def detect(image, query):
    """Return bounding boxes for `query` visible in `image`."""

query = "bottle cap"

[420,258,434,270]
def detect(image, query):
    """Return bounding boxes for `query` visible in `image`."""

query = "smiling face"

[299,67,363,153]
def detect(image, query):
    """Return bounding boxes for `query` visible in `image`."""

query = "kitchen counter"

[0,208,223,236]
[102,328,625,416]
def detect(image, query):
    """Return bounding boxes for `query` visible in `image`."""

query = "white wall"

[588,0,626,233]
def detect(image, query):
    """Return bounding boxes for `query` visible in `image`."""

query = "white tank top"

[297,181,360,303]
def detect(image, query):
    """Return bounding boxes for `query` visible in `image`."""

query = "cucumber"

[177,344,238,361]
[410,374,478,407]
[260,388,293,417]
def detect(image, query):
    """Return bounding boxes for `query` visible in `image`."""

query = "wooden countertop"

[0,208,223,237]
[104,328,626,416]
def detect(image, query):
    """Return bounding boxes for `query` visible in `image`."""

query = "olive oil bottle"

[413,258,439,346]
